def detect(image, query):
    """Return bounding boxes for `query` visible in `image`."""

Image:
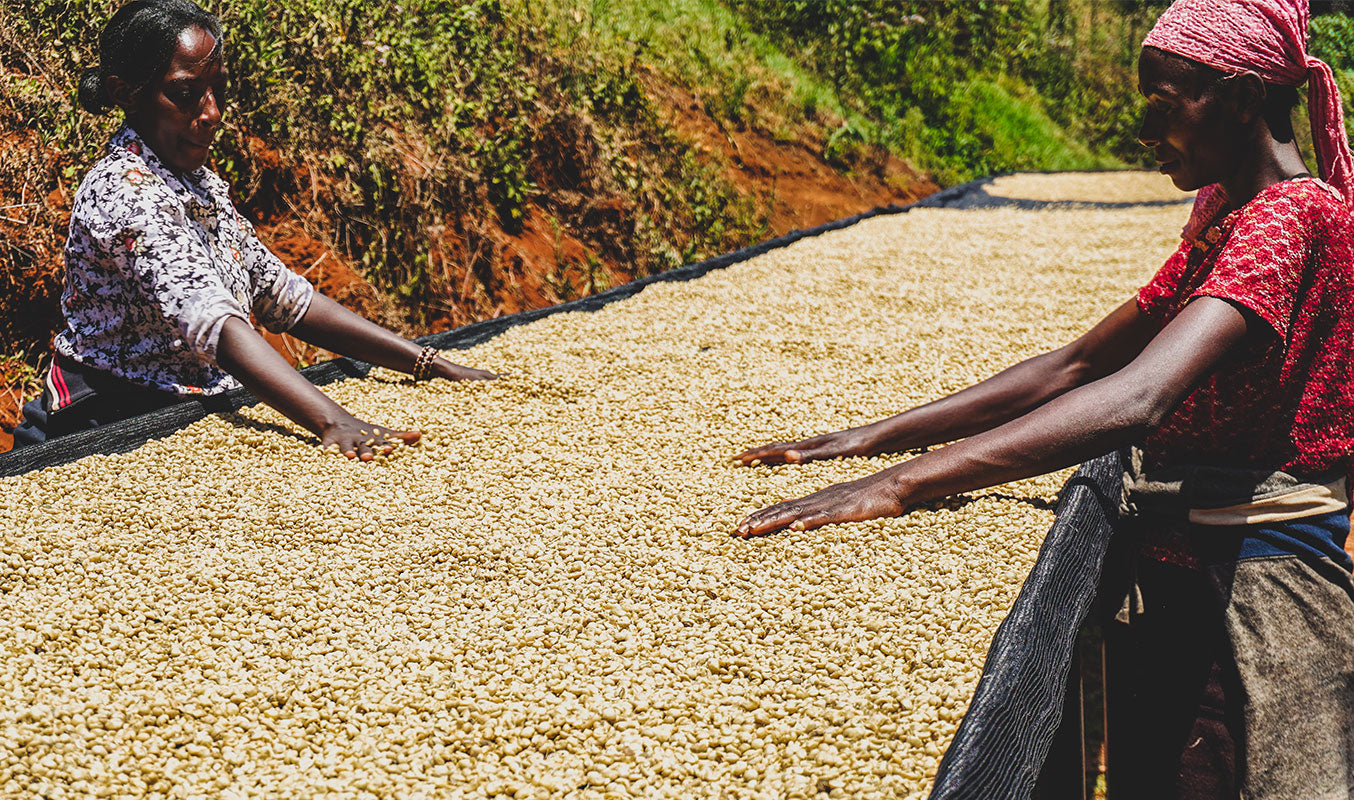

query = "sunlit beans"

[0,173,1186,798]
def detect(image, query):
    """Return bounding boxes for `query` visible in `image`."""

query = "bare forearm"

[288,294,493,381]
[892,298,1253,504]
[864,300,1155,454]
[736,373,1162,538]
[737,301,1156,466]
[736,345,1092,466]
[734,298,1251,538]
[217,316,349,436]
[217,315,425,460]
[289,294,422,373]
[886,372,1154,505]
[862,348,1086,452]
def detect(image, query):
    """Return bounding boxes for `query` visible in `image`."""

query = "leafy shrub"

[724,0,1134,179]
[1310,13,1354,142]
[1311,13,1354,72]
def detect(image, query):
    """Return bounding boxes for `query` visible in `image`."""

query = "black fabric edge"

[928,450,1126,800]
[1,175,1014,478]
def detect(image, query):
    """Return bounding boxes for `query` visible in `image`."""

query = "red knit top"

[1137,178,1354,477]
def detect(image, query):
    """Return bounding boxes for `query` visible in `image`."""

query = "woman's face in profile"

[122,26,227,174]
[1136,46,1245,193]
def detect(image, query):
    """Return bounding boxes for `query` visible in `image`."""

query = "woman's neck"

[1219,135,1310,209]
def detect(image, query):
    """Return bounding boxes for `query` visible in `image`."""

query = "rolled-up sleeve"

[82,169,247,364]
[235,212,315,333]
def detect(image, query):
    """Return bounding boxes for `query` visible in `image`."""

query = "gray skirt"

[1103,515,1354,799]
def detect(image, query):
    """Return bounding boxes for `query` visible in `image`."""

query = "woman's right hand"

[734,426,881,467]
[320,415,421,461]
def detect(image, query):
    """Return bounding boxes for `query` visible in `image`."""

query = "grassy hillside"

[724,0,1138,183]
[1,0,767,353]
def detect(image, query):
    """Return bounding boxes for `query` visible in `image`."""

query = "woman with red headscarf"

[734,0,1353,794]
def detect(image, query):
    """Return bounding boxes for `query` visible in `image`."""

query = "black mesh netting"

[929,450,1124,800]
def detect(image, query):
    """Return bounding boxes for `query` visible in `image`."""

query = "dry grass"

[0,172,1189,799]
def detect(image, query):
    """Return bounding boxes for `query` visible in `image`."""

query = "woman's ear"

[105,74,137,113]
[1231,71,1267,124]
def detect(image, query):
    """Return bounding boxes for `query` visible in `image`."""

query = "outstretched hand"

[733,427,878,467]
[320,417,421,461]
[734,469,908,538]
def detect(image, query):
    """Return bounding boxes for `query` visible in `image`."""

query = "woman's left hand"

[734,469,908,538]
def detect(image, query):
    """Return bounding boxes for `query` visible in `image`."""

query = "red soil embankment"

[652,81,935,231]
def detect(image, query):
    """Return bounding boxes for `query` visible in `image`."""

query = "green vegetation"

[3,0,766,329]
[575,0,1135,182]
[1311,13,1354,138]
[724,0,1146,182]
[215,0,768,299]
[1312,12,1354,71]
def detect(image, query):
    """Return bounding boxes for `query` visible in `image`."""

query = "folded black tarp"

[929,451,1124,800]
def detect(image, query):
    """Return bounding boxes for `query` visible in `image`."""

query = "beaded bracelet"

[412,346,438,382]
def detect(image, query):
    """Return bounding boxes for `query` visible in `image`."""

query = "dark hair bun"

[77,66,111,115]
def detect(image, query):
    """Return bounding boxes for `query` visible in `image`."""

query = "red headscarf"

[1143,0,1353,204]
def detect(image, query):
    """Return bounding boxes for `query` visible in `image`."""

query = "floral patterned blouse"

[52,124,314,399]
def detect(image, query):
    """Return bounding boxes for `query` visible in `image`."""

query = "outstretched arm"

[217,317,420,460]
[735,296,1253,537]
[288,294,496,382]
[735,298,1161,466]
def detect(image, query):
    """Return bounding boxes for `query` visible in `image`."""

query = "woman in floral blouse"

[15,0,494,459]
